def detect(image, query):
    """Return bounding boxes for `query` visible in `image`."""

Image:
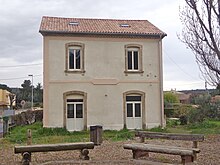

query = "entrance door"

[126,96,142,129]
[66,99,84,131]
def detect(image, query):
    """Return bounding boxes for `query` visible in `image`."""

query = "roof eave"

[39,30,167,39]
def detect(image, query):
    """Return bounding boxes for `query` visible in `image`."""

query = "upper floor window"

[65,42,85,73]
[125,44,143,74]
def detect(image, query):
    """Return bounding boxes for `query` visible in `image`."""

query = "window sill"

[124,70,144,74]
[65,70,85,74]
[124,70,144,76]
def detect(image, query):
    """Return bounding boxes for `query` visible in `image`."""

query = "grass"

[4,120,220,145]
[5,122,134,144]
[186,120,220,134]
[164,119,220,134]
[6,122,90,144]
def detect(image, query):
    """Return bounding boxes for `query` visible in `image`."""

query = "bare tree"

[179,0,220,87]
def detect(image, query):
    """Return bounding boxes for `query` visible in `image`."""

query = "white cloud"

[0,0,211,90]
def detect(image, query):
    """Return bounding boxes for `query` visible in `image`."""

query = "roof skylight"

[120,24,130,27]
[69,21,79,26]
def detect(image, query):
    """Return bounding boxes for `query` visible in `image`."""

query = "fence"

[0,109,43,137]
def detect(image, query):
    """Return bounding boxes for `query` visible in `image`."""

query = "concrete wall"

[43,36,164,130]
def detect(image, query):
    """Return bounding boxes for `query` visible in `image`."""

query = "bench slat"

[14,142,94,153]
[135,131,204,142]
[124,143,195,156]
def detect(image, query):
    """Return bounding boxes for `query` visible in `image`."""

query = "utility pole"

[28,75,34,110]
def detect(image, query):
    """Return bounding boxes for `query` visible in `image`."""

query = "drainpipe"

[158,37,165,128]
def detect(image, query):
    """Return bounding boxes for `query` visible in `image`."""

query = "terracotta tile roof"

[39,16,166,38]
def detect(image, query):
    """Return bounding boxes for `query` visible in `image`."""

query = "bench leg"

[193,152,197,161]
[132,150,149,159]
[181,155,193,165]
[22,152,31,165]
[80,149,90,160]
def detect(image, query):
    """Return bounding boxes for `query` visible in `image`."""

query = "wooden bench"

[124,131,204,164]
[14,142,94,165]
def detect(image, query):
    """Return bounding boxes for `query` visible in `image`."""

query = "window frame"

[124,44,143,75]
[63,91,87,130]
[67,99,83,119]
[126,96,142,118]
[65,42,85,73]
[123,90,146,129]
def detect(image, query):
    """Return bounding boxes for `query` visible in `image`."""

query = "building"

[0,89,15,137]
[39,16,166,131]
[0,89,15,110]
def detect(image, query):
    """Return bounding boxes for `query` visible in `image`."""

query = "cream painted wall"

[47,82,162,130]
[43,36,164,130]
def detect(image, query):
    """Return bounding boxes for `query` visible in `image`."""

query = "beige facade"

[40,17,166,131]
[42,36,165,130]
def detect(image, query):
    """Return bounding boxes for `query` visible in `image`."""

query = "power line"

[0,63,42,68]
[163,49,202,81]
[0,74,42,81]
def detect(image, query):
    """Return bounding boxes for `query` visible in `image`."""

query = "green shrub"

[166,118,180,127]
[188,120,218,129]
[179,115,188,125]
[164,108,175,118]
[186,120,220,134]
[187,102,220,123]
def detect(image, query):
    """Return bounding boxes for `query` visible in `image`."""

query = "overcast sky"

[0,0,212,90]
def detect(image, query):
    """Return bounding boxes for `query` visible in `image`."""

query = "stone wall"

[12,110,43,126]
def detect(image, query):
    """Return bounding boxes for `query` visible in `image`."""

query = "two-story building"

[39,16,166,131]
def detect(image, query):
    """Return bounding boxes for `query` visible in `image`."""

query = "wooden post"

[27,129,32,145]
[193,141,198,160]
[26,129,32,162]
[80,149,90,160]
[22,152,31,165]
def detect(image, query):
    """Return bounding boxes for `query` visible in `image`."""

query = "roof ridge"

[42,16,149,22]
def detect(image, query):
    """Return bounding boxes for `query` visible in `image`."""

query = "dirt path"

[0,135,219,165]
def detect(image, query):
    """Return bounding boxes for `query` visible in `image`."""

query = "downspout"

[158,36,165,128]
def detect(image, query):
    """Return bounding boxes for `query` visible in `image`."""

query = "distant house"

[39,16,166,131]
[0,89,15,137]
[211,95,220,103]
[0,89,11,110]
[167,89,191,104]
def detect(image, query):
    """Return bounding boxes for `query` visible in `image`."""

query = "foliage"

[164,92,180,105]
[10,81,43,108]
[187,120,220,134]
[194,93,211,105]
[165,103,196,119]
[188,102,220,123]
[0,84,11,92]
[164,92,180,118]
[166,118,180,127]
[34,83,43,104]
[179,0,220,87]
[179,115,188,125]
[173,104,196,117]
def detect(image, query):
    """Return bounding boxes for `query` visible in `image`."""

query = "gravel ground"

[0,135,219,165]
